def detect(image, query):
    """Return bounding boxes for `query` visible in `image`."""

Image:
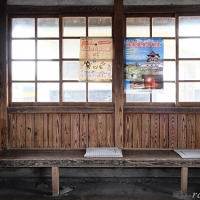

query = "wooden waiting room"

[1,0,200,196]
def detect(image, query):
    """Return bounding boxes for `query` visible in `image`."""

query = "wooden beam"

[52,167,60,196]
[181,167,188,195]
[0,0,7,150]
[114,0,124,148]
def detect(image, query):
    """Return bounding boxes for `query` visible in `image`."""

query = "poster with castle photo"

[124,38,164,90]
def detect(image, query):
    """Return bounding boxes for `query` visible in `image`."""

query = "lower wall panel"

[8,113,114,149]
[8,112,200,149]
[124,113,200,149]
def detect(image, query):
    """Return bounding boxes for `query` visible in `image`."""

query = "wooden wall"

[8,113,114,149]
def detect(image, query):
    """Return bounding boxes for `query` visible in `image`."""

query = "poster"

[124,38,164,90]
[79,38,112,81]
[79,60,112,81]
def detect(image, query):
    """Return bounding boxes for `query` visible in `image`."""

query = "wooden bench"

[0,149,200,196]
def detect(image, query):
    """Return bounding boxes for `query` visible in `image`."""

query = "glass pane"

[164,40,175,59]
[179,82,200,102]
[152,17,175,37]
[179,61,200,80]
[37,61,59,80]
[179,39,200,58]
[126,18,150,37]
[12,40,35,59]
[63,39,80,58]
[63,61,79,80]
[179,16,200,36]
[63,17,86,37]
[37,40,59,59]
[163,61,175,81]
[88,83,112,102]
[88,17,112,37]
[12,83,35,102]
[126,90,150,102]
[152,83,175,102]
[37,83,59,102]
[12,61,35,80]
[38,18,59,37]
[12,18,35,38]
[63,83,86,102]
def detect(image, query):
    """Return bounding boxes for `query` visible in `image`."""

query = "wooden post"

[0,0,7,150]
[114,0,124,148]
[181,167,188,195]
[52,167,59,196]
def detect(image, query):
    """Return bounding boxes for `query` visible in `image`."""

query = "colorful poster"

[124,38,164,90]
[79,38,112,81]
[80,38,113,60]
[79,60,112,81]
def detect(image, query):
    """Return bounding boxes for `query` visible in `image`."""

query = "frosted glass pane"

[38,83,59,102]
[164,40,175,59]
[179,39,200,58]
[179,82,200,102]
[38,18,59,37]
[152,83,175,102]
[12,40,35,59]
[63,17,86,37]
[88,83,112,102]
[12,61,35,80]
[63,61,79,80]
[179,61,200,80]
[37,61,59,80]
[63,83,86,102]
[179,16,200,36]
[37,40,59,59]
[63,39,80,58]
[163,61,175,81]
[88,17,112,37]
[126,18,150,37]
[12,83,35,102]
[12,18,35,38]
[152,18,175,37]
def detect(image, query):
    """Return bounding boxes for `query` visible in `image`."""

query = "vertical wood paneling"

[25,114,34,148]
[106,114,114,147]
[88,114,97,147]
[97,114,107,147]
[17,114,25,148]
[133,114,142,148]
[80,114,88,148]
[34,114,44,148]
[48,114,53,148]
[52,114,61,148]
[71,114,80,148]
[178,114,187,149]
[43,114,48,148]
[151,114,160,148]
[187,114,195,149]
[169,114,178,149]
[8,114,17,148]
[141,114,150,148]
[124,114,133,148]
[61,114,71,148]
[160,114,169,148]
[196,114,200,148]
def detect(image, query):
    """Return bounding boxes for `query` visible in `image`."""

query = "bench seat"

[0,149,199,196]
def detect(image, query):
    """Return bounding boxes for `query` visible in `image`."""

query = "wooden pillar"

[52,167,60,196]
[114,0,124,148]
[0,0,7,150]
[181,167,188,195]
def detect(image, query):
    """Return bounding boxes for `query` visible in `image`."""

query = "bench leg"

[181,167,188,195]
[52,167,59,196]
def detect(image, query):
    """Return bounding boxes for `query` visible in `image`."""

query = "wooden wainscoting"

[8,113,114,149]
[124,113,200,149]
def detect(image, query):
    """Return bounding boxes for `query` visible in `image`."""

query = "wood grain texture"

[178,114,187,149]
[124,114,133,148]
[97,114,107,147]
[80,114,88,148]
[133,114,142,148]
[160,114,169,148]
[25,114,34,148]
[151,114,160,148]
[187,114,195,149]
[169,114,178,149]
[88,114,97,147]
[196,115,200,148]
[34,114,43,148]
[106,114,114,147]
[141,114,150,148]
[61,114,71,148]
[71,114,80,148]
